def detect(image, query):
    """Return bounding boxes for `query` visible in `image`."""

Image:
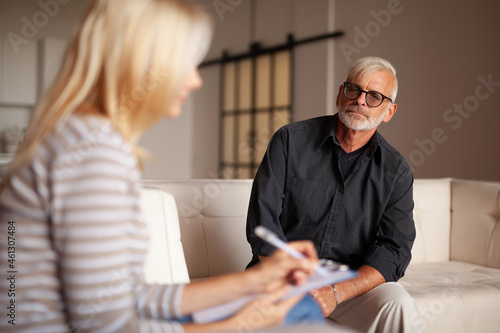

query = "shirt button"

[338,187,344,193]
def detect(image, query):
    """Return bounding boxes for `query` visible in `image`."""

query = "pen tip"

[254,226,267,238]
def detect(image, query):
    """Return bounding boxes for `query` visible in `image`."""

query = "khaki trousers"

[328,282,423,333]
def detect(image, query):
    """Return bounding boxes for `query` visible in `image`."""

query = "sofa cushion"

[176,215,252,278]
[411,179,451,263]
[451,180,500,268]
[400,261,500,332]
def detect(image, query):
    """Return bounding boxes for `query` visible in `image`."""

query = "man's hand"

[309,285,336,316]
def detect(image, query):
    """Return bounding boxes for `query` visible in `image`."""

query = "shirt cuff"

[362,248,408,282]
[248,234,280,257]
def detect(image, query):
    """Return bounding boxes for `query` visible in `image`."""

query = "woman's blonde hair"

[1,0,212,190]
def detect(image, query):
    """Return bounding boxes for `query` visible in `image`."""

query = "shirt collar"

[319,113,381,157]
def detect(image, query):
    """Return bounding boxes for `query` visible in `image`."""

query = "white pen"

[254,225,330,276]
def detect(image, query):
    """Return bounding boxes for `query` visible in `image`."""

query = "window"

[220,50,292,179]
[200,31,343,179]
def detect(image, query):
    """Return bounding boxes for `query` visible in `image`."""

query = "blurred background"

[0,0,499,181]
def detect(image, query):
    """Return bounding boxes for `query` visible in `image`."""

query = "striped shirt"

[0,114,185,332]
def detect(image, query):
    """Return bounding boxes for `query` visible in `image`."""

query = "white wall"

[0,0,89,137]
[0,0,193,179]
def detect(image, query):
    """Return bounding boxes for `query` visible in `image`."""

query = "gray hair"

[346,56,398,101]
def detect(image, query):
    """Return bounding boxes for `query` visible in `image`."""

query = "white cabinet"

[0,153,15,177]
[0,37,38,106]
[0,37,67,158]
[38,37,67,97]
[0,36,66,106]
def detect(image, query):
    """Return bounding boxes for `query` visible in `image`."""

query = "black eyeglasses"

[343,82,393,107]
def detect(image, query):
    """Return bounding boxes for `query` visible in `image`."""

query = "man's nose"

[355,91,367,106]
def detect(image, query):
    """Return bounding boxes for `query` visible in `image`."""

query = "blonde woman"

[0,0,325,332]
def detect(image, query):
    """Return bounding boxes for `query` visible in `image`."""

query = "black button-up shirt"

[246,114,416,282]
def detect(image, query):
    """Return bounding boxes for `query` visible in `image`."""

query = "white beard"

[337,105,387,131]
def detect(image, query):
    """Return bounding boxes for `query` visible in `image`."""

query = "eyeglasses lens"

[344,83,384,107]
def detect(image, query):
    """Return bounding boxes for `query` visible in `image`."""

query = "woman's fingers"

[267,240,318,273]
[287,240,319,262]
[231,292,305,331]
[250,239,319,294]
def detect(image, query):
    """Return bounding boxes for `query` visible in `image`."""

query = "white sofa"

[139,178,500,332]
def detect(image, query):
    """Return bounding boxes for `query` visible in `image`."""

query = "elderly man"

[246,56,422,332]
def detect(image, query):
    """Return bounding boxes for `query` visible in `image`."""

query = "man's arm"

[246,128,289,259]
[363,165,416,282]
[309,265,385,316]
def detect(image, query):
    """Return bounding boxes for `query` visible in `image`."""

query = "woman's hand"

[226,291,304,332]
[181,241,319,332]
[249,240,319,294]
[182,292,304,333]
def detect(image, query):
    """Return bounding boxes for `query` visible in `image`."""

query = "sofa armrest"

[450,179,500,269]
[139,185,190,284]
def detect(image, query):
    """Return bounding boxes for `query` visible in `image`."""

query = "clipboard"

[192,260,357,324]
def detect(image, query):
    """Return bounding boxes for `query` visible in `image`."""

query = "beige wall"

[192,0,500,181]
[1,0,498,180]
[334,0,500,180]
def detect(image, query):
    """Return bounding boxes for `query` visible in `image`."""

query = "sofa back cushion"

[141,179,254,279]
[450,179,500,268]
[410,179,452,264]
[140,178,458,280]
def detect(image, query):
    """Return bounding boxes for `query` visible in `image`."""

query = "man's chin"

[339,114,368,131]
[346,123,368,131]
[339,112,384,131]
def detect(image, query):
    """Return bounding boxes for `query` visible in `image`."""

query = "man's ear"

[382,103,397,123]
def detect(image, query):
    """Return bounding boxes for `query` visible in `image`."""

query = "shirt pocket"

[283,177,332,225]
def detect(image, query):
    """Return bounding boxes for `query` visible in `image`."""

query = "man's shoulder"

[376,133,412,175]
[280,115,333,134]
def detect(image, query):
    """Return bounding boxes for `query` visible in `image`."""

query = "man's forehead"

[351,71,395,91]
